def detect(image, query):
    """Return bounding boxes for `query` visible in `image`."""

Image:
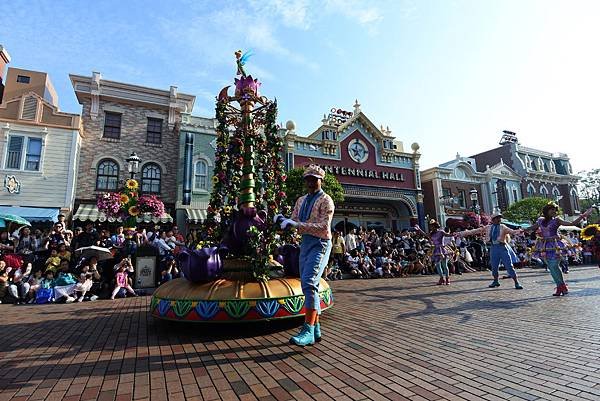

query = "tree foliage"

[578,168,600,204]
[578,169,600,224]
[580,198,599,224]
[504,197,561,223]
[284,168,345,209]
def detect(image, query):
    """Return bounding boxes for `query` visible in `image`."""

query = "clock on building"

[348,138,369,164]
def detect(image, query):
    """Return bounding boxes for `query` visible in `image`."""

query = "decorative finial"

[353,99,361,115]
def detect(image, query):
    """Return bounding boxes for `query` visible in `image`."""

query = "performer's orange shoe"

[437,277,444,285]
[445,277,450,285]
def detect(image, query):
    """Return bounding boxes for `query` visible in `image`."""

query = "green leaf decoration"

[173,300,193,318]
[224,300,251,319]
[283,295,305,314]
[150,296,159,311]
[321,289,331,305]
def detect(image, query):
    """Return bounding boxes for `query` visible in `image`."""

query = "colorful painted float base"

[150,277,333,322]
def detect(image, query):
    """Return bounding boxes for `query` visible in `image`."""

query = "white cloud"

[323,0,383,28]
[159,3,321,76]
[249,0,312,29]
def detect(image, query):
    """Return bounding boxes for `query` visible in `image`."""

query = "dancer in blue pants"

[456,212,523,289]
[276,164,334,346]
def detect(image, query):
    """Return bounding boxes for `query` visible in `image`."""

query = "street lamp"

[126,152,141,179]
[470,188,480,213]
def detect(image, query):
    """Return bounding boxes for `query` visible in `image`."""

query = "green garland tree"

[504,197,561,224]
[284,167,345,209]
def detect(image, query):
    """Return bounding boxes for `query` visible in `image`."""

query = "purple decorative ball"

[178,247,222,283]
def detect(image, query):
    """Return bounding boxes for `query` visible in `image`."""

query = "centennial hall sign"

[322,165,405,182]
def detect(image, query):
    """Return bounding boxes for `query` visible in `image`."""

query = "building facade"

[0,66,81,222]
[284,102,424,232]
[0,45,10,104]
[422,154,522,225]
[471,131,580,216]
[70,72,195,225]
[176,113,216,231]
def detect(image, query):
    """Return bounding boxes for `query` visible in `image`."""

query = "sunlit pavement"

[2,265,600,401]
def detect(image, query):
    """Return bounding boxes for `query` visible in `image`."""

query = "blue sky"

[2,0,599,171]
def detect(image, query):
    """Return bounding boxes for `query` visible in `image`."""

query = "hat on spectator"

[303,164,325,180]
[492,211,503,219]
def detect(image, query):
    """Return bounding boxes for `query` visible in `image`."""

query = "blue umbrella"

[0,213,31,226]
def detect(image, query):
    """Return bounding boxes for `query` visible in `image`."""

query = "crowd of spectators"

[0,215,185,305]
[0,217,594,305]
[321,226,589,281]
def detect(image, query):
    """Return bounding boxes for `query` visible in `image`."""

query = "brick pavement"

[2,266,600,401]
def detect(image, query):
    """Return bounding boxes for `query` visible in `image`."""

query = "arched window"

[527,183,535,198]
[96,159,119,190]
[540,186,549,198]
[141,163,161,194]
[194,160,208,190]
[570,188,579,212]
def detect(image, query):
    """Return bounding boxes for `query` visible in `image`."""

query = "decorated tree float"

[150,52,333,322]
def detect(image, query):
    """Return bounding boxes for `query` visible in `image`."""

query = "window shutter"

[21,96,38,120]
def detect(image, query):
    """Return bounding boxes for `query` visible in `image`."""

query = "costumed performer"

[416,220,454,285]
[455,211,524,289]
[275,164,334,347]
[524,202,592,296]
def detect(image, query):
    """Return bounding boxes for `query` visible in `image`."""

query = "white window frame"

[141,163,162,194]
[193,159,209,192]
[3,133,46,172]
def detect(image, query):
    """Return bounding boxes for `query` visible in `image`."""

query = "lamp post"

[126,152,141,180]
[470,188,480,214]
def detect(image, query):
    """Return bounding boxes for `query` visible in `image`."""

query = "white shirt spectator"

[348,255,359,269]
[153,237,173,256]
[345,232,357,252]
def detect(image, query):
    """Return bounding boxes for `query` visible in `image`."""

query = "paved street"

[2,266,600,401]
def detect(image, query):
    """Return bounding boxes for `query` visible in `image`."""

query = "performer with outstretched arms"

[416,220,454,285]
[455,212,524,289]
[524,202,593,296]
[276,164,334,346]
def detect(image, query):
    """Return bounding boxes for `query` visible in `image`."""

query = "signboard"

[327,107,353,126]
[4,175,20,194]
[135,256,157,288]
[323,165,405,181]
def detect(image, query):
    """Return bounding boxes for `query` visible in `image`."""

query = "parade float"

[150,52,333,322]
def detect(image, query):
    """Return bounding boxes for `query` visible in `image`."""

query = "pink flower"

[137,195,166,217]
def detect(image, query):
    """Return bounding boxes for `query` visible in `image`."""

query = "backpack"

[36,287,54,304]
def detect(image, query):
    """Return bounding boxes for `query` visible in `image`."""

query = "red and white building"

[283,101,425,232]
